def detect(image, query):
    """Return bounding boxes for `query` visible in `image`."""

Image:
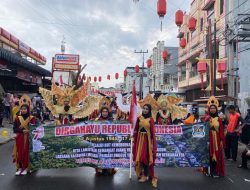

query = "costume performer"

[155,100,172,125]
[12,95,36,175]
[133,104,158,187]
[204,96,225,177]
[95,104,117,176]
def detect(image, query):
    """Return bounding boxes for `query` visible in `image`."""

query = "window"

[220,0,224,15]
[200,18,203,31]
[187,32,189,43]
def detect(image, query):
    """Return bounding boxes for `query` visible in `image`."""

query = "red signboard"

[0,27,46,65]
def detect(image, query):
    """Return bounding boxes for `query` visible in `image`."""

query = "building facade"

[226,0,250,115]
[0,27,50,95]
[123,66,149,99]
[148,41,179,93]
[177,0,227,102]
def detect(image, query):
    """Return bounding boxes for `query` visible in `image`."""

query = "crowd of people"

[1,92,250,188]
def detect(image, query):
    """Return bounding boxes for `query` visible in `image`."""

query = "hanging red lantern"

[157,0,167,17]
[124,70,128,77]
[88,76,91,81]
[115,73,119,79]
[107,75,110,80]
[180,38,186,48]
[83,75,86,81]
[188,17,197,31]
[197,61,207,90]
[157,0,167,31]
[175,10,184,27]
[98,76,102,82]
[135,65,140,73]
[94,76,97,82]
[162,50,168,60]
[217,60,226,90]
[147,59,152,68]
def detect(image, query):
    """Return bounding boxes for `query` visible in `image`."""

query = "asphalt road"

[0,141,250,190]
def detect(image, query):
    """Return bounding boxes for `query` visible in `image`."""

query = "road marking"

[0,173,5,176]
[227,177,234,183]
[244,178,250,182]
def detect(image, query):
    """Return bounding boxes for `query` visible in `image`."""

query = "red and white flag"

[129,80,137,129]
[59,74,64,86]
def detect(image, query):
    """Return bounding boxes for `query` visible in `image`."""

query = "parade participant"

[204,96,225,178]
[133,104,158,187]
[56,97,77,125]
[31,102,43,123]
[155,100,172,125]
[11,101,20,122]
[225,105,245,161]
[12,102,36,175]
[95,106,117,176]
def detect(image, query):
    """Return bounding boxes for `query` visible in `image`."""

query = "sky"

[0,0,191,87]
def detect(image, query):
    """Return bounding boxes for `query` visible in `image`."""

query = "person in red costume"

[133,104,158,187]
[95,106,116,176]
[12,104,36,175]
[204,103,225,178]
[155,100,172,125]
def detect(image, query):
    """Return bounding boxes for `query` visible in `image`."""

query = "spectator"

[0,97,4,127]
[225,105,245,161]
[238,142,250,169]
[3,93,11,123]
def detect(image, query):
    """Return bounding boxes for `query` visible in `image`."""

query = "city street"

[0,141,249,190]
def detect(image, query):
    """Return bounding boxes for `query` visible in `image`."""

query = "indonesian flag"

[59,74,64,86]
[129,80,137,129]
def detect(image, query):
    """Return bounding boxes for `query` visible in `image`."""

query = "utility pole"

[134,49,148,99]
[213,19,217,96]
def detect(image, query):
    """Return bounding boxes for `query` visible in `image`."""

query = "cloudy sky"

[0,0,191,87]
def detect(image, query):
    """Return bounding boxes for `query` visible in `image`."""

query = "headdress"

[19,94,32,110]
[207,96,221,110]
[39,79,90,116]
[99,97,112,112]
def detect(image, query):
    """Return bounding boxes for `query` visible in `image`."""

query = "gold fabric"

[135,116,154,177]
[209,117,220,161]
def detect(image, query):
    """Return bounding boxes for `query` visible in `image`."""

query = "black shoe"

[238,165,248,169]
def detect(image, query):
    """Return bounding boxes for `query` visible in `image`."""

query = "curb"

[0,137,15,145]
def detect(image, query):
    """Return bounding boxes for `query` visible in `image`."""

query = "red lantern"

[94,76,97,82]
[83,75,86,81]
[157,0,167,18]
[147,59,152,68]
[107,75,110,80]
[180,38,186,48]
[88,76,91,81]
[124,70,128,77]
[175,10,184,27]
[98,76,102,82]
[217,60,226,90]
[135,65,140,73]
[115,73,119,79]
[188,17,197,31]
[197,61,207,90]
[162,50,168,60]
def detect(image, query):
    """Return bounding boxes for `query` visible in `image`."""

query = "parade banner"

[29,122,209,169]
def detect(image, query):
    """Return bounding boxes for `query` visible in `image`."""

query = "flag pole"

[129,80,137,179]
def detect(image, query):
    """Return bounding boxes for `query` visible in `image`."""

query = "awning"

[0,48,51,76]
